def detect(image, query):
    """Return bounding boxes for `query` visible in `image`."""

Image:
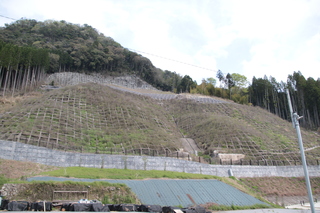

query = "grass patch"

[41,167,220,180]
[0,174,9,188]
[208,203,270,211]
[252,136,267,150]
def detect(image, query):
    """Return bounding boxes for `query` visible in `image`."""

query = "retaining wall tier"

[0,140,319,178]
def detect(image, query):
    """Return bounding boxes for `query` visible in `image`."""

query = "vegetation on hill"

[0,19,190,94]
[0,19,319,130]
[0,78,319,164]
[0,83,182,155]
[1,19,319,211]
[0,19,319,162]
[249,72,320,130]
[164,95,320,163]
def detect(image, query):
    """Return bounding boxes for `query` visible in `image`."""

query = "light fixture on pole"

[286,88,315,213]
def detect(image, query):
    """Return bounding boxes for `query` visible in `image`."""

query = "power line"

[0,14,17,21]
[128,48,217,73]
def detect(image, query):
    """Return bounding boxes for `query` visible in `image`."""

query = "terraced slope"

[0,83,182,155]
[0,72,319,164]
[165,98,320,164]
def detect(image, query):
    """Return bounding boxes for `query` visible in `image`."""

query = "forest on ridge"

[0,19,319,130]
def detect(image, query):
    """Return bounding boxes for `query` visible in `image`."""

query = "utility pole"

[286,89,315,213]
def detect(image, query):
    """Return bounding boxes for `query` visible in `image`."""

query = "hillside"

[0,19,185,92]
[1,19,319,132]
[0,72,319,165]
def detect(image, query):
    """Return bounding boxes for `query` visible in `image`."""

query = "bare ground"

[0,159,57,179]
[241,177,320,206]
[0,92,42,113]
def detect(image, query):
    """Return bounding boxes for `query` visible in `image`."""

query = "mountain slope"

[0,19,184,92]
[0,73,319,164]
[165,98,320,163]
[0,82,182,155]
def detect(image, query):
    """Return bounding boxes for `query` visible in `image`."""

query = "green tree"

[177,75,196,93]
[231,73,248,88]
[225,73,235,99]
[216,69,224,87]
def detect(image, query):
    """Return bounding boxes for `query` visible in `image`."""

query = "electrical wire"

[0,14,17,21]
[128,48,217,73]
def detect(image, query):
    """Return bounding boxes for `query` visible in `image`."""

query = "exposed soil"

[241,177,320,206]
[0,92,43,113]
[0,159,57,179]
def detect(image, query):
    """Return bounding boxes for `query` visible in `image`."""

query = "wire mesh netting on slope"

[1,72,320,165]
[163,98,320,165]
[27,176,267,207]
[0,83,182,155]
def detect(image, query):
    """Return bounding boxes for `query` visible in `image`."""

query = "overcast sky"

[0,0,319,84]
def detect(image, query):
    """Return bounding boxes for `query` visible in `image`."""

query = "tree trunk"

[25,64,31,93]
[2,65,11,96]
[11,65,19,97]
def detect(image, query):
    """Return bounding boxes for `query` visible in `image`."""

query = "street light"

[286,89,315,213]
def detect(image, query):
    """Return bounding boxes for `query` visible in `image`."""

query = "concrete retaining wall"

[1,140,319,178]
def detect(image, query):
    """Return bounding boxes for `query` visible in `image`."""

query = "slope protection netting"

[1,72,320,164]
[164,99,320,165]
[0,83,182,155]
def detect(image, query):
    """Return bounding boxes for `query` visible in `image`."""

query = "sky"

[0,0,319,84]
